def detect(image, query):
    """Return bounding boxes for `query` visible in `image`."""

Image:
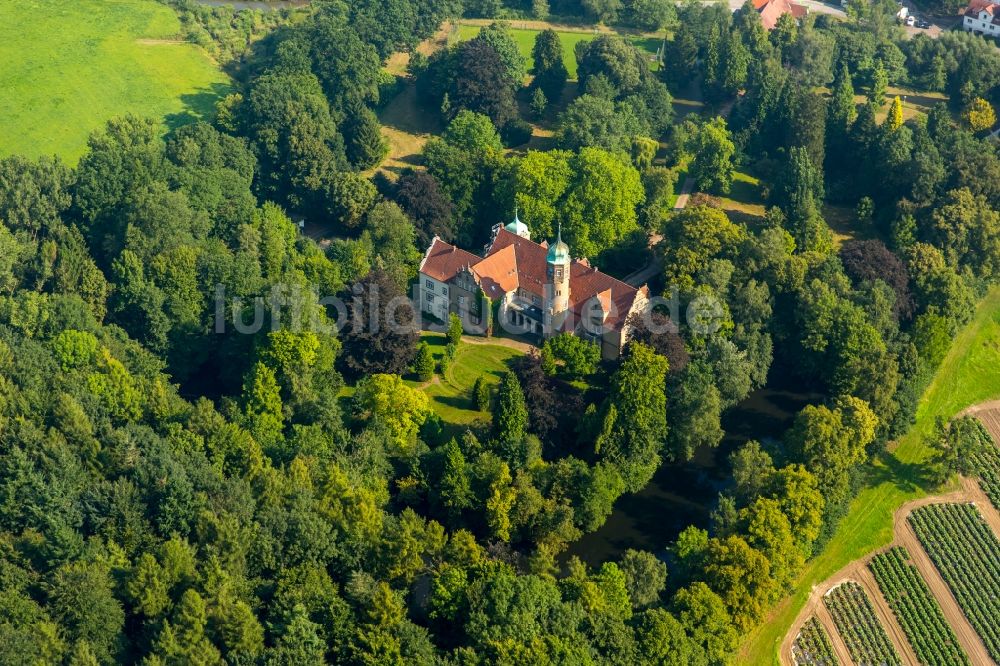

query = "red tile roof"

[419,237,481,283]
[965,0,1000,20]
[756,0,807,29]
[421,227,646,331]
[472,244,520,296]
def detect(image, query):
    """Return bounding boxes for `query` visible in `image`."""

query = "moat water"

[565,379,823,566]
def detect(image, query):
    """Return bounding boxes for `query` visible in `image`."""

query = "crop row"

[824,581,902,666]
[908,503,1000,661]
[968,420,1000,510]
[868,546,970,666]
[791,616,837,666]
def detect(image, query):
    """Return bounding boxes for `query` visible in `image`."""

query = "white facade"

[965,6,1000,33]
[420,274,449,321]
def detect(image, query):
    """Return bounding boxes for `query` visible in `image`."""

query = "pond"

[564,380,824,567]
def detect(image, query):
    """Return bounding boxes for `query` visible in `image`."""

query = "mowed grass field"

[741,285,1000,664]
[338,333,525,434]
[453,23,661,80]
[407,333,524,429]
[0,0,230,162]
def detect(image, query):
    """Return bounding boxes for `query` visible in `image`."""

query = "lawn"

[409,333,524,428]
[453,23,661,80]
[0,0,230,163]
[740,285,1000,664]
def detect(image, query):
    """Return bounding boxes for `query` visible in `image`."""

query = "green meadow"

[453,24,662,80]
[0,0,230,163]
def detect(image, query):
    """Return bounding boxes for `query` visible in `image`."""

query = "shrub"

[501,119,533,148]
[447,313,463,346]
[473,375,492,412]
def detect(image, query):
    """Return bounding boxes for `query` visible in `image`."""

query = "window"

[426,292,435,303]
[425,279,433,289]
[441,285,448,295]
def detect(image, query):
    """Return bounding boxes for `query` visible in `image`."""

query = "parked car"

[905,14,916,25]
[916,18,931,27]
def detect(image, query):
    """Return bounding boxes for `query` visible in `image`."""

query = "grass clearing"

[825,204,876,249]
[409,333,524,430]
[688,170,766,223]
[0,0,229,163]
[741,285,1000,664]
[453,23,661,80]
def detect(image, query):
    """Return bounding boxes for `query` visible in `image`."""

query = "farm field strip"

[790,617,837,666]
[908,502,1000,661]
[969,415,1000,510]
[823,581,902,666]
[868,546,970,665]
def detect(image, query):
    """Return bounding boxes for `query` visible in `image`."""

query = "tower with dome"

[543,225,571,334]
[417,209,649,359]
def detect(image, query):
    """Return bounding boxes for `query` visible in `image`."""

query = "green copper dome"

[505,210,529,237]
[547,225,570,264]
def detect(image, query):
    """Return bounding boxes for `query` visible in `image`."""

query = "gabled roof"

[419,237,481,283]
[755,0,807,30]
[472,244,519,296]
[965,0,1000,20]
[485,227,549,297]
[567,262,643,329]
[967,0,997,12]
[420,227,648,332]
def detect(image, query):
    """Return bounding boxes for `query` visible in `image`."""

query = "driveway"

[898,0,951,38]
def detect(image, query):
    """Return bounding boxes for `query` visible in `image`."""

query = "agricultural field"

[868,546,970,665]
[0,0,229,162]
[743,287,1000,664]
[453,23,662,80]
[790,617,837,666]
[823,582,902,666]
[968,419,1000,509]
[908,503,1000,661]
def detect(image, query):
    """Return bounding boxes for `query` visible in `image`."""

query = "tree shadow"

[865,452,937,495]
[164,82,233,132]
[435,394,475,411]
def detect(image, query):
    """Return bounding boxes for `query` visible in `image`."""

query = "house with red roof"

[963,0,1000,34]
[753,0,808,30]
[417,215,649,359]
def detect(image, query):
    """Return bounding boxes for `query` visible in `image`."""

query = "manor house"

[417,215,649,359]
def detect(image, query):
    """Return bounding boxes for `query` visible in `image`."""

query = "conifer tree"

[493,371,528,446]
[473,375,492,412]
[415,341,435,382]
[345,106,389,170]
[868,61,888,109]
[884,96,903,132]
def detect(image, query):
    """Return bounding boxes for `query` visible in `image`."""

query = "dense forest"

[3,0,1000,663]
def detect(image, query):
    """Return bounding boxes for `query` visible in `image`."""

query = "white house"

[963,0,1000,34]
